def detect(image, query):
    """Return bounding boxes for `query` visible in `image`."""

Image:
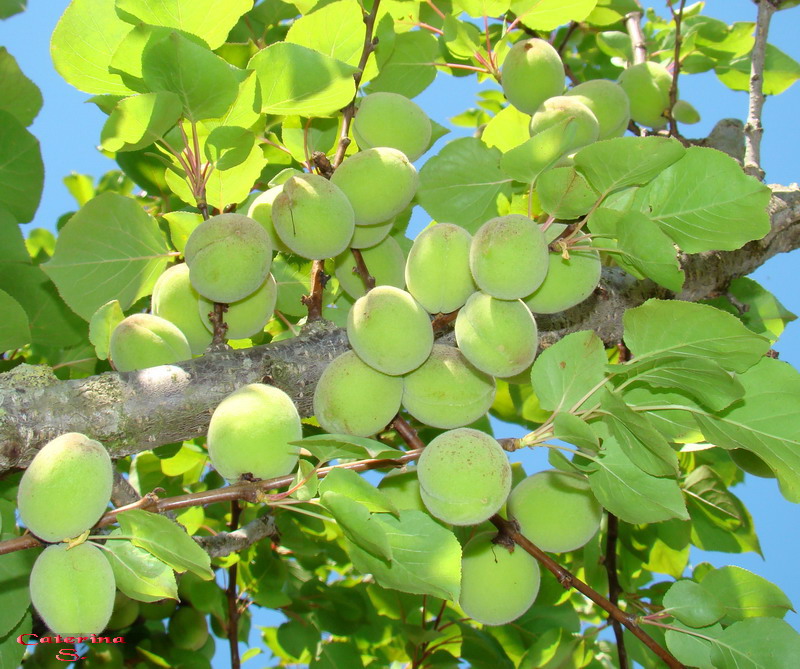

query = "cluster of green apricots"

[22,36,694,636]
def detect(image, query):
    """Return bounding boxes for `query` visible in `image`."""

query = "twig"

[350,249,376,292]
[667,0,687,141]
[208,303,229,348]
[744,0,778,179]
[489,516,685,669]
[556,21,579,55]
[226,501,242,669]
[431,310,459,333]
[624,8,647,65]
[111,471,140,508]
[605,513,628,668]
[302,260,329,322]
[391,415,426,450]
[332,0,382,168]
[194,515,279,558]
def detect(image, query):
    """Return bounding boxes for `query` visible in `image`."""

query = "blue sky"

[1,1,799,666]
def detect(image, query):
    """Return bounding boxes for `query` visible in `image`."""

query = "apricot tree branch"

[489,515,685,669]
[667,0,687,141]
[226,501,242,669]
[743,0,778,179]
[605,512,628,668]
[624,6,647,65]
[350,248,376,292]
[194,515,279,558]
[302,260,328,322]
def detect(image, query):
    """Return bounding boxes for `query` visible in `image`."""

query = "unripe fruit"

[459,531,541,625]
[730,449,775,478]
[417,428,512,526]
[507,470,602,553]
[536,168,598,220]
[272,174,355,259]
[313,350,404,437]
[501,38,565,114]
[347,286,434,375]
[184,213,272,303]
[524,223,601,314]
[617,62,672,129]
[109,313,192,372]
[405,223,476,314]
[565,79,630,139]
[139,599,178,620]
[672,99,700,124]
[331,148,418,225]
[246,186,291,254]
[377,468,426,513]
[168,607,209,651]
[151,263,212,355]
[207,384,302,480]
[29,543,115,635]
[402,345,496,429]
[18,432,112,543]
[107,592,140,630]
[350,218,394,249]
[530,96,600,155]
[198,274,277,340]
[455,292,538,378]
[470,215,549,300]
[334,236,405,299]
[353,92,432,161]
[84,645,124,668]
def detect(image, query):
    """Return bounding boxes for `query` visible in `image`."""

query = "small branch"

[605,512,628,668]
[743,0,778,179]
[556,21,579,55]
[431,310,459,333]
[490,515,685,669]
[194,515,279,558]
[391,415,426,450]
[302,260,329,322]
[350,248,376,292]
[226,501,242,669]
[111,471,140,508]
[667,0,687,141]
[624,8,647,65]
[208,303,229,349]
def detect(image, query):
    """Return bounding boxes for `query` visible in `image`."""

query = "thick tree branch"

[624,7,647,65]
[195,515,279,559]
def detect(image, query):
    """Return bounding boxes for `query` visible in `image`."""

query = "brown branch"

[391,415,426,450]
[208,303,229,349]
[605,512,628,668]
[226,501,242,669]
[331,0,381,168]
[667,0,687,141]
[350,248,376,292]
[743,0,778,179]
[490,515,685,669]
[302,260,328,322]
[624,8,647,65]
[111,470,140,508]
[556,21,579,55]
[195,515,279,558]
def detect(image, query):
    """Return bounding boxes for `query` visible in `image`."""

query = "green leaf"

[727,277,797,343]
[273,254,312,316]
[598,387,678,476]
[552,412,599,453]
[587,437,689,523]
[500,119,578,184]
[290,459,318,502]
[142,32,239,122]
[574,137,685,194]
[115,0,251,50]
[281,116,338,165]
[0,611,30,669]
[286,0,368,69]
[88,300,123,360]
[0,47,42,126]
[417,137,513,233]
[163,211,203,254]
[50,0,137,95]
[366,31,439,99]
[456,0,510,19]
[292,434,405,463]
[634,147,771,253]
[249,42,358,116]
[0,289,30,352]
[116,509,214,580]
[480,104,531,153]
[662,579,725,628]
[0,0,25,20]
[0,517,35,636]
[347,510,462,600]
[321,492,393,561]
[716,44,800,96]
[510,0,598,30]
[530,330,607,413]
[101,92,182,153]
[310,642,365,669]
[623,299,770,373]
[708,618,800,669]
[442,15,483,60]
[42,192,171,320]
[595,30,633,60]
[319,468,399,515]
[694,358,800,502]
[665,621,721,668]
[702,565,793,623]
[0,110,43,223]
[101,530,179,603]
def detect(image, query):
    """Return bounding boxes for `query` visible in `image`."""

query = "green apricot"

[139,599,178,620]
[524,223,601,314]
[246,186,291,254]
[353,92,432,162]
[529,96,600,155]
[470,215,549,300]
[350,218,394,249]
[455,292,538,378]
[377,468,426,513]
[417,428,512,526]
[18,432,112,543]
[272,173,355,259]
[107,592,139,630]
[617,62,672,128]
[84,645,124,668]
[109,313,192,372]
[405,223,476,314]
[672,99,701,124]
[198,274,277,340]
[501,38,565,114]
[536,167,598,219]
[565,79,630,139]
[331,148,418,225]
[459,531,541,626]
[151,263,212,355]
[334,236,406,299]
[313,350,404,437]
[184,213,272,303]
[507,470,602,553]
[208,383,302,480]
[29,543,115,635]
[347,286,434,375]
[168,607,209,651]
[402,345,496,429]
[730,449,775,478]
